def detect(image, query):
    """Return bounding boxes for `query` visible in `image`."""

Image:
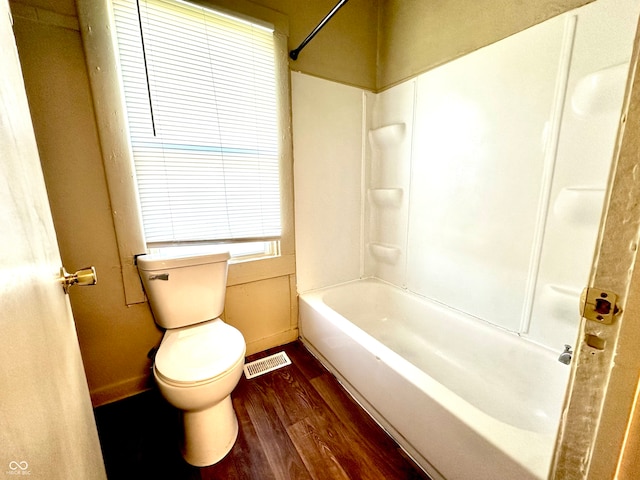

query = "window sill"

[227,253,295,287]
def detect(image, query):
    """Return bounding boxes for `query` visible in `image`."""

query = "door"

[0,1,106,478]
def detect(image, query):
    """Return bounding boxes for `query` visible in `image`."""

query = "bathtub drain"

[243,351,292,379]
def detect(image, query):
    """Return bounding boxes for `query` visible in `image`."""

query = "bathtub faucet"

[558,344,573,365]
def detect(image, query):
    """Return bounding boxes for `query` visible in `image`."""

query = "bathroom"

[3,0,640,478]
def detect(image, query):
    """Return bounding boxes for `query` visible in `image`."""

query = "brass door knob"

[60,266,97,294]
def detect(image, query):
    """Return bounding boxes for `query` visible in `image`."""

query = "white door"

[0,1,106,478]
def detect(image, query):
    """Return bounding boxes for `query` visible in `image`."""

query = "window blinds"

[112,0,281,245]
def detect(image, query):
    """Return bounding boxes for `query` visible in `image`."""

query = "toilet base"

[180,395,239,467]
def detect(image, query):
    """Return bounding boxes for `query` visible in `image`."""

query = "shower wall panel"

[527,0,640,348]
[292,72,364,293]
[405,15,567,332]
[292,0,639,352]
[363,0,639,347]
[365,81,415,285]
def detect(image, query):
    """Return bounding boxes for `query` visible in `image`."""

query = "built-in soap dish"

[368,123,406,149]
[553,186,605,224]
[571,63,628,116]
[368,188,403,207]
[368,243,401,264]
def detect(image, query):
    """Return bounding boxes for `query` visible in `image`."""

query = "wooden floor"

[94,341,431,480]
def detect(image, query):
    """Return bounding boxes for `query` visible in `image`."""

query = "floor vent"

[244,352,291,379]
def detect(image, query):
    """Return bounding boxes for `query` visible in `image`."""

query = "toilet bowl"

[137,252,246,466]
[154,319,245,466]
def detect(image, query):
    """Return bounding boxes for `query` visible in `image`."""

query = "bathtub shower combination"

[293,1,640,479]
[300,279,568,479]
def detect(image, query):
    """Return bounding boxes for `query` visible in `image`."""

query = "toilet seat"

[154,319,245,385]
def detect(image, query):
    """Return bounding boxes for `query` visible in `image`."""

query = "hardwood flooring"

[94,341,431,480]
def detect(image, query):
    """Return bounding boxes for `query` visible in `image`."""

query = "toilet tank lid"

[137,251,230,271]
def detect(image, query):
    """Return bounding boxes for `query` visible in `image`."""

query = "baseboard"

[90,373,154,408]
[244,328,299,356]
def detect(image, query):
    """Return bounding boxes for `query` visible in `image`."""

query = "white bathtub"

[299,278,570,480]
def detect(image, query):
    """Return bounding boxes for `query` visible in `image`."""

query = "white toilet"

[137,252,246,467]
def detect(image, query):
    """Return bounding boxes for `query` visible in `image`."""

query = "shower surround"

[292,0,640,478]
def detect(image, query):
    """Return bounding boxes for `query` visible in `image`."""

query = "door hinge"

[580,287,621,325]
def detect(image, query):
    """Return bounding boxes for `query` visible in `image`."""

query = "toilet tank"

[137,252,230,329]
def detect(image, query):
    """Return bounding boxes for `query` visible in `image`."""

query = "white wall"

[292,72,364,293]
[293,0,640,351]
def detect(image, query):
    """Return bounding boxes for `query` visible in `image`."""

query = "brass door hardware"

[60,266,97,294]
[580,287,621,325]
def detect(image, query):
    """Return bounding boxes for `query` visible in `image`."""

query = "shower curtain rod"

[289,0,350,60]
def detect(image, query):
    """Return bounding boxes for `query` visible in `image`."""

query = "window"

[76,0,293,305]
[111,0,281,257]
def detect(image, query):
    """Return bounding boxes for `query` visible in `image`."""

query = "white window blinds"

[112,0,281,245]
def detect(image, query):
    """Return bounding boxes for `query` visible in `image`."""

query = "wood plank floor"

[94,341,431,479]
